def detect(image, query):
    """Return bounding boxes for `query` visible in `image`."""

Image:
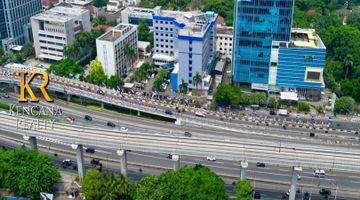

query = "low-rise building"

[31,6,91,61]
[121,6,156,26]
[137,41,151,59]
[215,26,233,59]
[96,24,138,78]
[270,28,326,100]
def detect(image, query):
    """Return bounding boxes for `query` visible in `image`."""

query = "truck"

[278,109,288,116]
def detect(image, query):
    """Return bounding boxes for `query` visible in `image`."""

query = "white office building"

[96,24,138,78]
[31,6,91,61]
[153,9,217,91]
[120,6,156,26]
[216,25,233,58]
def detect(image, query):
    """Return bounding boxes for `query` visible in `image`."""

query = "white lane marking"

[350,180,360,184]
[348,176,360,179]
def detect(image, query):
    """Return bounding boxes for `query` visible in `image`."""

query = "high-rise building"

[0,0,42,51]
[96,24,138,78]
[232,0,294,89]
[31,6,91,61]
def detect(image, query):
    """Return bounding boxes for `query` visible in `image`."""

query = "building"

[216,26,233,58]
[96,24,138,78]
[153,9,217,91]
[121,6,156,26]
[0,0,42,51]
[107,0,122,12]
[232,0,294,89]
[42,0,60,8]
[137,41,151,59]
[31,6,91,61]
[271,28,326,100]
[57,0,100,16]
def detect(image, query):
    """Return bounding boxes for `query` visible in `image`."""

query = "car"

[269,110,276,115]
[165,109,173,115]
[253,191,261,199]
[303,192,310,200]
[319,188,331,196]
[313,169,326,178]
[85,115,92,121]
[184,131,192,137]
[90,159,100,166]
[120,127,128,132]
[206,156,216,161]
[256,162,265,167]
[85,148,95,154]
[297,174,301,180]
[67,115,76,123]
[107,121,116,127]
[33,106,41,111]
[62,159,73,168]
[97,89,104,95]
[167,154,172,159]
[309,132,315,137]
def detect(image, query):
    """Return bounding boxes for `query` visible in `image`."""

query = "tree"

[47,58,82,78]
[106,75,124,89]
[268,96,277,108]
[83,169,135,200]
[297,101,311,112]
[340,78,360,102]
[0,46,4,56]
[87,59,107,85]
[347,9,360,30]
[179,79,188,94]
[0,147,60,199]
[124,42,136,63]
[153,77,163,92]
[135,165,228,200]
[14,53,24,63]
[92,0,109,8]
[213,84,243,106]
[235,180,253,200]
[335,96,355,114]
[344,55,354,79]
[193,72,202,90]
[21,42,35,58]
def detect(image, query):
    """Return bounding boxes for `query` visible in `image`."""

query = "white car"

[313,169,326,178]
[206,156,216,161]
[120,127,128,132]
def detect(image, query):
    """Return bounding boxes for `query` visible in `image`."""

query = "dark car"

[253,191,261,199]
[107,121,116,127]
[167,154,172,159]
[62,159,76,170]
[86,148,95,154]
[97,89,104,95]
[256,162,265,167]
[303,192,310,200]
[319,188,331,196]
[165,109,173,115]
[85,115,92,121]
[269,110,276,115]
[184,131,192,137]
[90,159,100,166]
[310,132,315,137]
[33,106,41,111]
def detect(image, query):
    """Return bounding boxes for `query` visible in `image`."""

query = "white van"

[313,169,326,178]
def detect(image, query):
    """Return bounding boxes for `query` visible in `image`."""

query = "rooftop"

[289,28,326,48]
[216,26,233,35]
[97,24,136,42]
[32,6,88,22]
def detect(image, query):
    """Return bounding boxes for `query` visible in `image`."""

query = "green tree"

[0,147,60,199]
[213,84,243,106]
[193,72,202,90]
[47,58,82,78]
[83,169,135,200]
[125,42,136,62]
[0,46,4,56]
[297,101,311,112]
[235,180,253,200]
[135,165,228,200]
[21,42,35,58]
[268,96,277,108]
[340,78,360,101]
[179,79,188,95]
[106,75,124,89]
[335,96,355,113]
[93,0,109,8]
[14,53,24,63]
[347,9,360,30]
[87,59,107,85]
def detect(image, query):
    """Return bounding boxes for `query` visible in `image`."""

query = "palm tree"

[179,79,188,95]
[193,72,202,90]
[344,55,354,79]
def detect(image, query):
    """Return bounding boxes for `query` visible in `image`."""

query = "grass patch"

[0,101,10,110]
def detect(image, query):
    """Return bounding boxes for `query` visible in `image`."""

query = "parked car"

[184,131,192,137]
[256,162,265,167]
[62,159,76,169]
[90,159,101,166]
[309,132,315,137]
[86,148,95,154]
[165,109,173,115]
[303,192,310,200]
[107,121,116,127]
[269,110,276,115]
[206,156,216,161]
[253,191,261,199]
[319,188,331,196]
[85,115,92,121]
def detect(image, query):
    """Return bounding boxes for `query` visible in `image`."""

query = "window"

[189,67,192,71]
[189,60,192,65]
[189,47,193,52]
[189,73,192,77]
[189,41,192,45]
[306,71,321,81]
[189,80,192,84]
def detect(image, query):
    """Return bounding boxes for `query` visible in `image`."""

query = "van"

[313,169,326,178]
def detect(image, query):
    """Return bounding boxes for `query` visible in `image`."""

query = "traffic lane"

[1,134,359,199]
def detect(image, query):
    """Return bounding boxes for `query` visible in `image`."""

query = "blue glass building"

[232,0,294,86]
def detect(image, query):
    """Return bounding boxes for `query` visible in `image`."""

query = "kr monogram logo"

[18,72,53,102]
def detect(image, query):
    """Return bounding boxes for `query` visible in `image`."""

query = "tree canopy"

[47,58,83,78]
[0,147,60,199]
[235,180,253,200]
[213,84,243,106]
[335,96,355,113]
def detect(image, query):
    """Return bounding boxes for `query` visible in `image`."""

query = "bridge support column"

[289,166,302,200]
[240,161,248,180]
[67,94,71,102]
[71,144,85,181]
[175,118,182,125]
[117,150,128,177]
[172,154,180,171]
[137,110,141,116]
[101,102,104,109]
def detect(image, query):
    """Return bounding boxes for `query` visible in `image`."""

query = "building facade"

[96,24,138,78]
[1,0,42,51]
[31,6,91,61]
[153,9,217,91]
[232,0,294,87]
[216,25,233,58]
